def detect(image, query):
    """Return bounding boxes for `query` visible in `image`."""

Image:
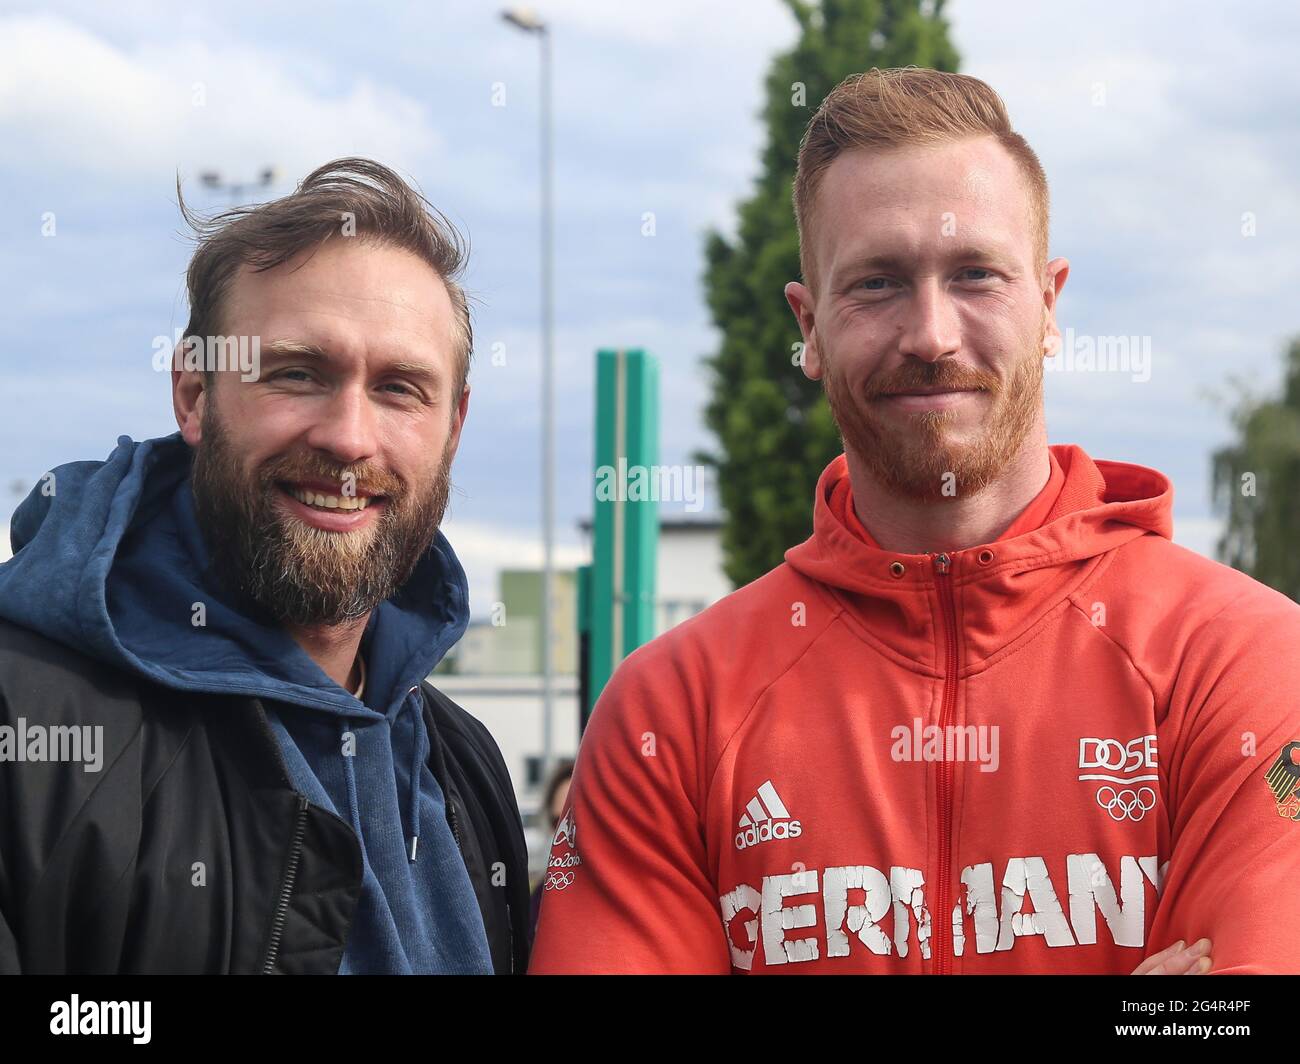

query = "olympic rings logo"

[1096,785,1156,822]
[545,871,575,891]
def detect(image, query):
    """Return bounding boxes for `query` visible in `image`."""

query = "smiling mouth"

[279,483,384,512]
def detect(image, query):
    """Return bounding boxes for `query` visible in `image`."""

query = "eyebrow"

[833,244,1018,282]
[260,340,444,389]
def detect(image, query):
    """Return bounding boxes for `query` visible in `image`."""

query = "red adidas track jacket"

[530,444,1300,974]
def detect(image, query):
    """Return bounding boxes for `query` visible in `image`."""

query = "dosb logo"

[1078,735,1158,777]
[1079,735,1160,823]
[734,779,802,851]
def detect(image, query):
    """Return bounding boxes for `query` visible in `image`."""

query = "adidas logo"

[734,779,802,851]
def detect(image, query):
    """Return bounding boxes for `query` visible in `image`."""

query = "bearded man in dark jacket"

[0,158,530,975]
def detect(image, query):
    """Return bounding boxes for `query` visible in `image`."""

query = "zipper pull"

[933,552,951,575]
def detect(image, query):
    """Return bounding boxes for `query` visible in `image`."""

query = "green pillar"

[587,348,659,719]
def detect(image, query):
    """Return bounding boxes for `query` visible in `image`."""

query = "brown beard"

[822,334,1045,502]
[191,397,454,627]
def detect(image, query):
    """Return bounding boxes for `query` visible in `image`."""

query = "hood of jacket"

[783,443,1174,672]
[0,432,468,713]
[0,432,495,973]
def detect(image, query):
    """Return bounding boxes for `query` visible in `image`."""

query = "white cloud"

[0,12,440,186]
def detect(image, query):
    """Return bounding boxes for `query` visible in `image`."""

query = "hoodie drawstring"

[337,685,426,865]
[341,718,365,866]
[404,686,425,863]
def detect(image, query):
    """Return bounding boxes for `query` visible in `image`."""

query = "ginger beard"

[191,392,454,627]
[822,325,1047,503]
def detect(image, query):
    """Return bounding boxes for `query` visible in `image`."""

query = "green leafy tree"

[1211,336,1300,601]
[698,0,960,589]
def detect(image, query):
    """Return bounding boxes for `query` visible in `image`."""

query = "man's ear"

[172,344,207,446]
[1041,257,1070,358]
[445,385,470,461]
[784,280,823,381]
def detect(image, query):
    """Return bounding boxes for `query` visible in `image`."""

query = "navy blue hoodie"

[0,433,492,974]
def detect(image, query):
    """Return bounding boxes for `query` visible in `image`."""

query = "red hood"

[784,444,1173,670]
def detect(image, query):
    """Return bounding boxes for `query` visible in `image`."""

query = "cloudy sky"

[2,0,1297,612]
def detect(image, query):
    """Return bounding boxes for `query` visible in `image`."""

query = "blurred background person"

[529,757,575,940]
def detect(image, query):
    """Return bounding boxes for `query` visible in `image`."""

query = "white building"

[432,515,731,877]
[651,516,732,632]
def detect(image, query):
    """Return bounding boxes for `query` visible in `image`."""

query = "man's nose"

[303,382,379,467]
[897,279,961,363]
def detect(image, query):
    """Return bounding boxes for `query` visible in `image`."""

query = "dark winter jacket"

[0,621,530,973]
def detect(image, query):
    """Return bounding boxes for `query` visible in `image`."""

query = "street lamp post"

[502,8,556,791]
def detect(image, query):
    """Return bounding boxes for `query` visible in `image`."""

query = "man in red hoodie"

[530,69,1300,974]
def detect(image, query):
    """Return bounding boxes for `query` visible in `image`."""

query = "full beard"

[190,404,453,627]
[823,339,1045,503]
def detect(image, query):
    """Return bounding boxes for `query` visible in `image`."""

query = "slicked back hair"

[179,157,473,396]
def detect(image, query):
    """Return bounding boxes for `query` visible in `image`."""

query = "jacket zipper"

[262,794,309,974]
[931,552,959,976]
[422,683,465,855]
[448,795,464,852]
